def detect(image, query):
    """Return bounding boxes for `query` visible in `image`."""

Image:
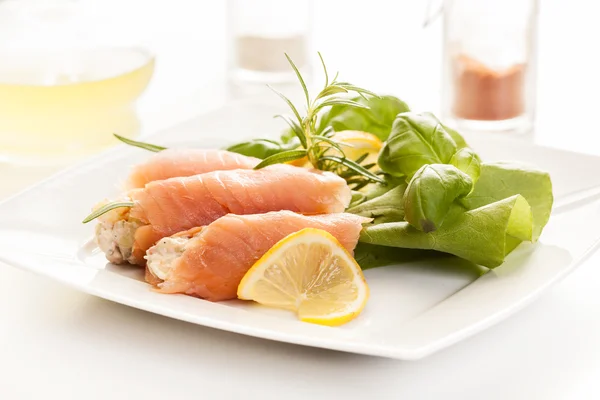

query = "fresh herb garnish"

[254,53,385,187]
[113,134,166,152]
[349,111,553,269]
[226,138,301,160]
[316,94,411,141]
[360,194,534,268]
[86,54,553,273]
[82,201,134,224]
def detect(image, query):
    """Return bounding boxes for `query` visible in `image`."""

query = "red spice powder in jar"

[452,54,526,121]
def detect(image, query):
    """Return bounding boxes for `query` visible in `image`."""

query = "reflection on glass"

[0,1,154,164]
[227,0,312,85]
[442,0,538,134]
[0,48,154,163]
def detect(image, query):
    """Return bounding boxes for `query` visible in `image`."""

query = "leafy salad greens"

[350,112,552,268]
[347,111,552,268]
[115,53,553,271]
[226,54,553,270]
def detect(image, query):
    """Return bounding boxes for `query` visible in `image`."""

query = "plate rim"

[1,227,598,360]
[1,118,599,360]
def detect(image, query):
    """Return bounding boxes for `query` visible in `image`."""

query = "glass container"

[0,0,155,164]
[441,0,539,134]
[226,0,312,85]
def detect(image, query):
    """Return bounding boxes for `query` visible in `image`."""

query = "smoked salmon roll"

[125,149,259,189]
[145,211,370,301]
[93,165,352,266]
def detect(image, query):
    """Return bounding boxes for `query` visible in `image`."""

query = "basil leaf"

[403,164,473,232]
[378,112,459,179]
[450,147,481,184]
[347,184,407,224]
[227,138,300,159]
[361,174,407,201]
[253,149,308,169]
[444,124,469,150]
[360,194,533,268]
[316,95,410,141]
[461,162,553,241]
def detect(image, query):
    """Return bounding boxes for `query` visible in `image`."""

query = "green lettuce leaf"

[403,164,473,232]
[349,190,367,208]
[346,184,407,224]
[359,194,533,268]
[226,138,300,159]
[461,162,553,240]
[450,147,481,184]
[353,242,441,270]
[378,112,460,179]
[316,95,411,140]
[360,174,406,202]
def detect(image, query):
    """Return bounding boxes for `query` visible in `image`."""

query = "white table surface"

[2,1,600,399]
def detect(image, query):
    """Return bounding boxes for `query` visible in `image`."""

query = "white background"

[1,1,599,399]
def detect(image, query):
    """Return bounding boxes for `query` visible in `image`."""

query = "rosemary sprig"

[113,134,166,152]
[253,149,308,169]
[255,52,385,187]
[82,201,134,224]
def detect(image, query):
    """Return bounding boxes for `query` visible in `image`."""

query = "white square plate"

[1,102,600,360]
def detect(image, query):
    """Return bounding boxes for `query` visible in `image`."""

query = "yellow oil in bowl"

[0,46,155,164]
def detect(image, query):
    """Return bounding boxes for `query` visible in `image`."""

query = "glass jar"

[441,0,539,134]
[226,0,312,85]
[0,0,155,164]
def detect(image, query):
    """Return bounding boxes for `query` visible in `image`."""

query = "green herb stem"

[113,134,166,152]
[82,201,134,224]
[257,52,382,189]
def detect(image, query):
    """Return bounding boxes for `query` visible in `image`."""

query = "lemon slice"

[332,130,383,165]
[286,130,382,168]
[237,228,369,326]
[286,155,309,167]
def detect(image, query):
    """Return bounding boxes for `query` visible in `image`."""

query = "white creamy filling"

[145,237,190,280]
[95,219,142,264]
